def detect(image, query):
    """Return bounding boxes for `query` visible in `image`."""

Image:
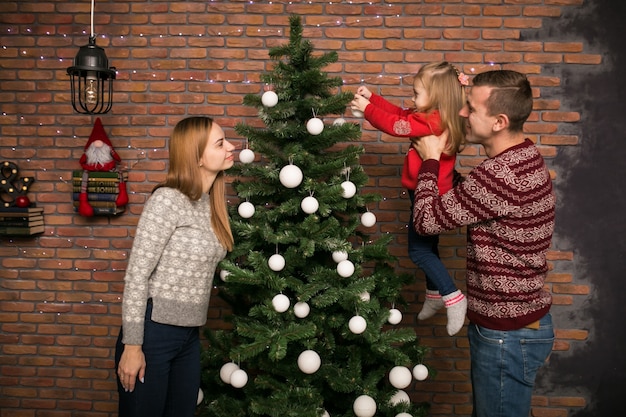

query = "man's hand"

[412,131,449,161]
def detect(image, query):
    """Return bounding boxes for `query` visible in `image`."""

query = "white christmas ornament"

[333,117,346,126]
[219,362,240,384]
[197,387,204,405]
[341,180,356,198]
[395,413,413,417]
[336,260,355,278]
[389,366,413,389]
[279,164,303,188]
[349,315,367,334]
[239,148,255,164]
[297,349,321,374]
[388,308,402,325]
[261,90,278,107]
[301,196,319,214]
[219,270,230,282]
[351,108,364,118]
[361,212,376,228]
[272,293,290,313]
[294,301,310,318]
[332,250,348,263]
[359,291,370,302]
[230,369,248,388]
[389,390,410,406]
[268,254,286,272]
[353,394,376,417]
[306,117,324,135]
[322,410,330,417]
[412,364,429,381]
[238,201,255,218]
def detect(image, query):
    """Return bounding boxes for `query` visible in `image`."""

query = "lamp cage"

[67,36,116,114]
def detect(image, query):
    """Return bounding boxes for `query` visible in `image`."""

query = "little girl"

[351,61,468,335]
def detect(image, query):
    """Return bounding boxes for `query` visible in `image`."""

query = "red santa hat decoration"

[77,118,128,216]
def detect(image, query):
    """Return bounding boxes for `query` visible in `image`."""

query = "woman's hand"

[117,344,146,392]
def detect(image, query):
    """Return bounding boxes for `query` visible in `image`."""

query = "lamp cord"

[90,0,95,38]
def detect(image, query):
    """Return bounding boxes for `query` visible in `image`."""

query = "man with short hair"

[412,70,555,417]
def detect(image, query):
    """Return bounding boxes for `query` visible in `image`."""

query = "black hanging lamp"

[67,0,116,114]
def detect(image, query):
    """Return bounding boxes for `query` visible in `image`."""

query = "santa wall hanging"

[72,117,128,216]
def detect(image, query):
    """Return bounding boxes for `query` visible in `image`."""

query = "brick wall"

[0,1,596,416]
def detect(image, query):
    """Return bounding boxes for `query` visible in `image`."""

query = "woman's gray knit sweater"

[121,187,226,345]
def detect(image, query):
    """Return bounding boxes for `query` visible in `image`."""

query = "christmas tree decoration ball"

[332,250,348,263]
[349,315,367,334]
[395,413,413,417]
[389,390,410,406]
[301,196,319,214]
[261,90,279,107]
[337,259,355,278]
[272,293,290,312]
[279,164,303,188]
[238,201,255,218]
[294,301,310,318]
[388,308,402,325]
[306,117,324,135]
[333,117,346,126]
[268,253,286,271]
[412,364,429,381]
[341,180,356,198]
[322,410,330,417]
[353,395,377,417]
[197,387,204,405]
[361,212,376,227]
[297,349,321,374]
[389,366,413,389]
[359,291,371,302]
[219,362,240,384]
[239,148,255,164]
[351,108,364,118]
[230,369,249,388]
[219,270,230,282]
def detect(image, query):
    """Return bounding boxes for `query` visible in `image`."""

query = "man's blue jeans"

[468,313,554,417]
[115,301,201,417]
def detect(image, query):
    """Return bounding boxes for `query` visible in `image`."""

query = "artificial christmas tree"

[199,16,430,417]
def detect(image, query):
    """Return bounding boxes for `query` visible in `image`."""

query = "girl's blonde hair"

[156,116,234,251]
[414,61,466,154]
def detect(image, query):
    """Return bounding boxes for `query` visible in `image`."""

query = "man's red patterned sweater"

[413,139,555,330]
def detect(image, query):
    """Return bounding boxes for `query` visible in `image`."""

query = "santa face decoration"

[79,117,121,172]
[76,117,128,216]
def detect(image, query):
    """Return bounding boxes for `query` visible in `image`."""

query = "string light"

[1,0,510,253]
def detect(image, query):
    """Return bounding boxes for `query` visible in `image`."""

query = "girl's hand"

[117,344,146,393]
[356,86,372,99]
[351,94,370,112]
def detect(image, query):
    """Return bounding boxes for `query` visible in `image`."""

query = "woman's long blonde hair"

[414,61,466,154]
[156,116,234,251]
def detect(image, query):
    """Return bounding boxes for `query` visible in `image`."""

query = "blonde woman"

[115,116,235,417]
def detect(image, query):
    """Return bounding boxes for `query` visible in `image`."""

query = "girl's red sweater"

[363,94,455,194]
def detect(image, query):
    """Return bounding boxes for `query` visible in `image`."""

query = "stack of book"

[0,206,44,236]
[72,170,127,215]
